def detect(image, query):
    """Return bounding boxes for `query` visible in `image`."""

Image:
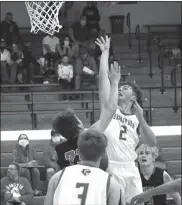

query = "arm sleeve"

[0,178,7,199]
[43,146,53,167]
[20,178,33,204]
[75,59,83,75]
[69,65,73,79]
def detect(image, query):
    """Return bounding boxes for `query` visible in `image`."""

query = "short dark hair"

[10,162,20,172]
[119,81,143,106]
[53,109,80,140]
[77,129,108,162]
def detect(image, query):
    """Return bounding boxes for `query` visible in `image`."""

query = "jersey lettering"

[119,125,127,140]
[65,149,81,165]
[76,183,89,205]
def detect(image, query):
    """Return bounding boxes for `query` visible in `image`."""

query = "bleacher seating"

[1,134,181,205]
[0,23,181,205]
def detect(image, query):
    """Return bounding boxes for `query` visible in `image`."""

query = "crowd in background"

[0,2,114,90]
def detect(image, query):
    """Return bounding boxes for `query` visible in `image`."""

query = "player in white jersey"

[44,129,122,205]
[95,36,157,204]
[43,50,125,205]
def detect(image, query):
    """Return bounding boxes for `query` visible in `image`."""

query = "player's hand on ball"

[108,61,121,83]
[133,100,143,119]
[95,35,110,52]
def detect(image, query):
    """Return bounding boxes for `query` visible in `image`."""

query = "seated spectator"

[136,144,181,205]
[9,43,25,84]
[10,43,40,84]
[75,47,98,89]
[22,43,41,83]
[43,130,65,183]
[0,162,33,205]
[68,15,89,57]
[0,39,12,84]
[82,2,100,35]
[0,12,21,47]
[59,36,76,60]
[57,55,74,91]
[12,134,42,196]
[42,34,60,67]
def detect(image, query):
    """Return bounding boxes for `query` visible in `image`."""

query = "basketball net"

[25,1,64,35]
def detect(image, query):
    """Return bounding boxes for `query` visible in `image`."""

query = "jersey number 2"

[76,183,89,205]
[119,125,127,140]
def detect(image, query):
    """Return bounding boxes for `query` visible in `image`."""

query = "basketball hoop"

[25,1,64,35]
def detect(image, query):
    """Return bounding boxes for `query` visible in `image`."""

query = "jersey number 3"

[119,125,127,140]
[76,183,89,205]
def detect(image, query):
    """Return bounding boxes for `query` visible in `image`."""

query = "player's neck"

[80,160,99,168]
[140,164,155,178]
[118,101,132,114]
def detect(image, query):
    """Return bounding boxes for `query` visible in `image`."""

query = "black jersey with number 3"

[140,167,167,205]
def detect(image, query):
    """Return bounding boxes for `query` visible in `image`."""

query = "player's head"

[77,129,108,163]
[118,82,142,107]
[136,144,159,167]
[53,109,84,140]
[7,162,20,180]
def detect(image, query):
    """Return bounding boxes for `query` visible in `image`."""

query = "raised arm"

[92,62,121,132]
[95,36,111,112]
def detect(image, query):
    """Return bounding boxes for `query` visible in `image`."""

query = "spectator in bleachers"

[9,42,40,84]
[12,134,42,196]
[42,33,60,67]
[75,47,98,89]
[0,39,12,84]
[57,54,74,91]
[136,144,181,205]
[22,43,41,83]
[43,130,65,183]
[58,36,76,60]
[0,12,21,47]
[82,2,100,35]
[0,162,33,205]
[68,15,89,57]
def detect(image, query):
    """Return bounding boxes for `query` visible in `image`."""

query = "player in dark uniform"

[136,144,181,205]
[53,61,121,171]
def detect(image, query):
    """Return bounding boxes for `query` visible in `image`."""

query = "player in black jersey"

[134,144,181,205]
[130,178,181,205]
[53,61,121,171]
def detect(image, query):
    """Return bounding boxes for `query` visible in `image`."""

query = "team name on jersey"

[113,113,135,129]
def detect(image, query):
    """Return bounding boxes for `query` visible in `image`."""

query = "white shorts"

[108,161,143,204]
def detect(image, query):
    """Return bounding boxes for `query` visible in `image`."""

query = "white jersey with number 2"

[53,165,110,205]
[104,108,140,162]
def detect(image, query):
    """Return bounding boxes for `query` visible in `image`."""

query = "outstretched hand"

[95,35,111,52]
[108,61,121,83]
